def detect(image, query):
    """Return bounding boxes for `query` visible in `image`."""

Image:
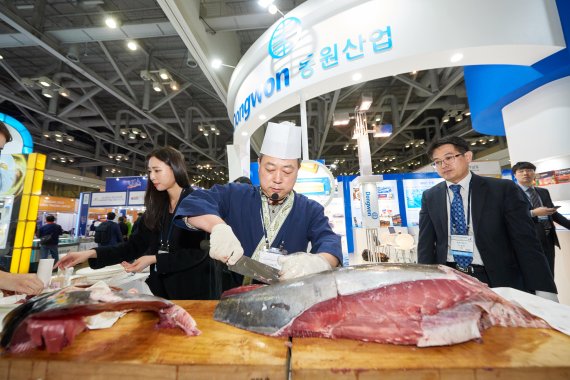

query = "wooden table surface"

[2,301,570,380]
[290,327,570,380]
[0,301,290,380]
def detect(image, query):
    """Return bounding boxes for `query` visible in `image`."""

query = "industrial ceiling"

[0,0,504,188]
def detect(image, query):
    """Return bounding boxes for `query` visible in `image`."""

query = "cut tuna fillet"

[1,286,200,353]
[214,264,549,347]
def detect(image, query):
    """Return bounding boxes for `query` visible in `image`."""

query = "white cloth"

[278,253,332,280]
[210,224,244,265]
[260,122,302,159]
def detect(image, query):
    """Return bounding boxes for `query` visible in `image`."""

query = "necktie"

[450,184,472,268]
[527,187,541,209]
[449,185,467,235]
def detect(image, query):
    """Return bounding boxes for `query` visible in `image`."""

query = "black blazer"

[528,186,570,248]
[89,188,220,300]
[418,173,556,293]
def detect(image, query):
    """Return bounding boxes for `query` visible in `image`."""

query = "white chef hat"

[260,122,302,159]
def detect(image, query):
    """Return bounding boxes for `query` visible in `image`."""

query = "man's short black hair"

[118,216,125,222]
[512,161,536,174]
[106,211,116,220]
[233,176,252,185]
[426,136,471,159]
[46,215,55,222]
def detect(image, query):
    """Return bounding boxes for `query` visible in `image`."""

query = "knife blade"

[227,255,281,284]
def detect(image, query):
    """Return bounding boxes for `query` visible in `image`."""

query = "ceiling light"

[442,115,450,123]
[455,114,463,122]
[203,131,209,137]
[55,137,63,142]
[198,125,204,132]
[158,69,170,80]
[104,16,119,29]
[128,133,136,140]
[41,88,54,98]
[488,137,495,142]
[140,70,152,81]
[210,125,216,131]
[268,4,278,14]
[464,109,471,116]
[140,133,147,139]
[211,59,222,69]
[259,114,267,121]
[258,0,274,8]
[58,87,70,97]
[0,54,3,60]
[450,52,464,63]
[127,40,138,51]
[152,82,161,92]
[66,136,74,142]
[169,81,179,91]
[120,128,128,135]
[352,72,362,81]
[131,128,140,134]
[470,141,477,146]
[38,77,51,87]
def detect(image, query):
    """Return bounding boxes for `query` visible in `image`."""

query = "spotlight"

[127,40,138,51]
[104,16,119,29]
[58,87,70,97]
[158,69,170,80]
[169,81,179,91]
[41,88,54,98]
[38,77,52,87]
[152,82,161,92]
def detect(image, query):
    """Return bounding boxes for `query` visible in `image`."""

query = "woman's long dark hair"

[144,146,190,231]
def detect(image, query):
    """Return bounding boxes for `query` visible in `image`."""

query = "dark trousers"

[40,245,59,263]
[535,225,556,276]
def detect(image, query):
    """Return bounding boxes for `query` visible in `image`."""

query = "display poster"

[0,153,27,251]
[38,196,77,213]
[322,181,349,265]
[90,192,127,207]
[105,176,147,192]
[403,178,444,226]
[350,180,400,228]
[127,191,145,206]
[293,160,334,207]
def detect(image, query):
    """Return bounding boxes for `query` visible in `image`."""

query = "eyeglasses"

[431,153,464,168]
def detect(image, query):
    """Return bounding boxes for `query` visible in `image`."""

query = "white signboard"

[128,191,145,206]
[403,178,445,226]
[90,192,127,207]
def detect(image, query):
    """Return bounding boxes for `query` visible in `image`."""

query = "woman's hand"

[0,272,44,295]
[56,250,97,269]
[121,255,156,273]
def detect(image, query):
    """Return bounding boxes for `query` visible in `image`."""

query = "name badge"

[450,234,474,262]
[258,247,287,270]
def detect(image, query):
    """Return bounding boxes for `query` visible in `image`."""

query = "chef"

[175,121,342,285]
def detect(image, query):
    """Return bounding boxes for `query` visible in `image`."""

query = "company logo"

[268,17,302,59]
[127,178,142,189]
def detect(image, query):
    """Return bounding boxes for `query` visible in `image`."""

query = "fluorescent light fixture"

[352,72,362,81]
[158,69,170,80]
[127,40,138,51]
[105,16,119,29]
[359,93,373,111]
[450,52,463,63]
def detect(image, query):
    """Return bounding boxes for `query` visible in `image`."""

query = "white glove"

[278,253,332,280]
[535,291,559,303]
[210,224,244,265]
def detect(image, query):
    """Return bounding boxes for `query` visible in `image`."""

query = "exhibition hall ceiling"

[0,0,503,186]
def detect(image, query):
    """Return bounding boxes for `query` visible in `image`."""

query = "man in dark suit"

[512,161,570,275]
[417,136,557,301]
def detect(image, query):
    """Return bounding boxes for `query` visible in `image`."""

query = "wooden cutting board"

[0,301,290,380]
[290,327,570,379]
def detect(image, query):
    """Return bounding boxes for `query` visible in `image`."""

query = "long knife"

[227,255,281,284]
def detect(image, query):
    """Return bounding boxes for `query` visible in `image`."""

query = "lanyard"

[446,180,472,234]
[259,188,288,251]
[159,188,185,251]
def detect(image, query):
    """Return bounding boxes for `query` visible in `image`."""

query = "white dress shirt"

[445,172,484,265]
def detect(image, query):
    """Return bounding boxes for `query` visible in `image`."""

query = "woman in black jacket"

[57,147,220,300]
